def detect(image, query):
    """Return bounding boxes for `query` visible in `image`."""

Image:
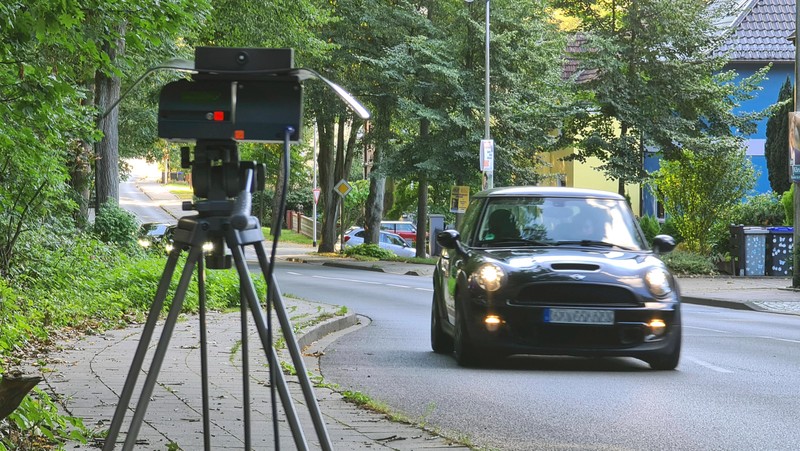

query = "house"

[546,1,795,218]
[714,0,795,195]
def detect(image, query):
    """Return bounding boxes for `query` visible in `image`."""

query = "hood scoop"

[551,263,600,271]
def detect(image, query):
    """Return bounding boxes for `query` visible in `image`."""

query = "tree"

[556,0,766,194]
[652,146,755,254]
[764,77,793,195]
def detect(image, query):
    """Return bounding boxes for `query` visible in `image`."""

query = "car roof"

[381,220,414,224]
[348,227,405,239]
[474,186,625,200]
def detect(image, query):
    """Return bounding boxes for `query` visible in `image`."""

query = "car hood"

[469,246,667,282]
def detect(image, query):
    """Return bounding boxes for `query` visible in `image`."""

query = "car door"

[438,198,485,325]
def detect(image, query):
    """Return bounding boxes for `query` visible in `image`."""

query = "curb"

[296,313,359,350]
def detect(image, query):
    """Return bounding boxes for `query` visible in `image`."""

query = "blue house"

[642,0,795,218]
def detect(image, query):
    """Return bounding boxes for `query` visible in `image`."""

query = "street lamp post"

[468,0,493,190]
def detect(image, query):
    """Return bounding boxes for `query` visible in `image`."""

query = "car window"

[355,230,365,238]
[459,198,485,246]
[386,234,406,246]
[379,224,393,232]
[397,224,415,232]
[476,197,645,250]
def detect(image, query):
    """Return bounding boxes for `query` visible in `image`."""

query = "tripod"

[102,139,332,450]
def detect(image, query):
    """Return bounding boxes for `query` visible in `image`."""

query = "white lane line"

[757,336,800,344]
[387,284,410,288]
[685,356,733,373]
[415,288,434,292]
[287,271,302,276]
[311,275,382,285]
[685,325,732,334]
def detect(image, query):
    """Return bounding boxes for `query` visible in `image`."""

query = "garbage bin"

[766,227,794,276]
[730,225,768,276]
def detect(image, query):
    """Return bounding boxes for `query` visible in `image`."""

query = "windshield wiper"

[479,238,550,247]
[553,240,633,250]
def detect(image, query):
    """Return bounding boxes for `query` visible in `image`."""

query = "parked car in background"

[431,186,681,370]
[342,227,416,258]
[380,221,419,245]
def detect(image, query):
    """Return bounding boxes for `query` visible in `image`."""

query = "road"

[119,174,175,225]
[275,261,800,451]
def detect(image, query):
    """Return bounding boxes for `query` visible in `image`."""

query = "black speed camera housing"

[157,47,302,143]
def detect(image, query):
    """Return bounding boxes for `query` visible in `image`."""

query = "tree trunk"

[416,117,431,257]
[69,140,93,228]
[94,21,126,208]
[364,100,391,245]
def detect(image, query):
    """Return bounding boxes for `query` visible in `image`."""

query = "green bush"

[344,243,395,260]
[638,215,661,245]
[660,216,683,243]
[660,249,717,276]
[780,185,794,226]
[93,201,139,247]
[729,192,785,226]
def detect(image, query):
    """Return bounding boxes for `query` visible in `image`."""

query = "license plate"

[544,308,614,325]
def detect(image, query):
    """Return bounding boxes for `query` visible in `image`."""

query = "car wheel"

[453,303,481,367]
[645,333,681,371]
[431,294,454,354]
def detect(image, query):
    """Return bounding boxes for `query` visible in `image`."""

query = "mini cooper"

[431,187,681,370]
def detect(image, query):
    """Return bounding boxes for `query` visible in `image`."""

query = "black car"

[431,187,681,370]
[137,222,173,251]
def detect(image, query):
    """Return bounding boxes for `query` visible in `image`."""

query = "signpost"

[334,179,351,252]
[450,186,470,213]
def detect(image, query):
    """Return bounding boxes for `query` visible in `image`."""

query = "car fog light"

[475,263,505,291]
[485,315,502,332]
[649,319,666,336]
[165,243,174,253]
[138,239,151,247]
[203,241,214,252]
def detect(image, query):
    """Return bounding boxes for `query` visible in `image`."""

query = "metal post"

[794,2,799,288]
[484,0,494,189]
[312,123,318,248]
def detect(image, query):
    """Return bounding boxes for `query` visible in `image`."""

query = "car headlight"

[138,239,151,248]
[203,242,214,252]
[475,263,505,292]
[645,268,672,298]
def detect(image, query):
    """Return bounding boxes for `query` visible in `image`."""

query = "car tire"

[453,302,481,367]
[431,294,454,354]
[645,333,681,371]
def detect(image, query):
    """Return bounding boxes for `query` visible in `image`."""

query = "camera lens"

[236,51,249,66]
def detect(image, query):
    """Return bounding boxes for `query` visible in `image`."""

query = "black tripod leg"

[121,245,205,451]
[198,257,211,451]
[102,249,183,451]
[239,280,252,450]
[251,239,334,451]
[226,239,310,450]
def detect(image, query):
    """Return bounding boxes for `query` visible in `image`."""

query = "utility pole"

[794,4,800,288]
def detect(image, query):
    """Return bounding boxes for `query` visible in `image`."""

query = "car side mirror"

[437,229,467,256]
[652,234,676,254]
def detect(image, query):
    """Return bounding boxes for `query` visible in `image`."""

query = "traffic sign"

[312,187,321,205]
[792,165,800,182]
[480,139,494,171]
[334,179,352,197]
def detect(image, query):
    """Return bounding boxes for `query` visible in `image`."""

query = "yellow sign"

[450,186,470,213]
[334,179,352,197]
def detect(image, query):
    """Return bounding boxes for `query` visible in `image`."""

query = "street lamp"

[466,0,493,189]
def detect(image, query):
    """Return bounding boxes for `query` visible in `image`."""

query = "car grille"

[511,283,640,306]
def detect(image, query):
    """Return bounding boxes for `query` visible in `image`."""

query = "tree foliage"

[652,148,755,254]
[556,0,766,193]
[764,77,793,195]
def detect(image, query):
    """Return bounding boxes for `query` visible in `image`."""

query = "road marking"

[287,271,302,276]
[387,284,410,288]
[415,288,434,292]
[685,325,731,334]
[757,336,800,344]
[685,356,733,373]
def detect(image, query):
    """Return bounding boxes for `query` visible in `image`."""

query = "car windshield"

[475,196,646,250]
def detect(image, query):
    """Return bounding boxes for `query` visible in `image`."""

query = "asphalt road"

[275,261,800,451]
[119,175,175,225]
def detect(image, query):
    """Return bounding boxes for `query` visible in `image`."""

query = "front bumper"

[462,299,681,358]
